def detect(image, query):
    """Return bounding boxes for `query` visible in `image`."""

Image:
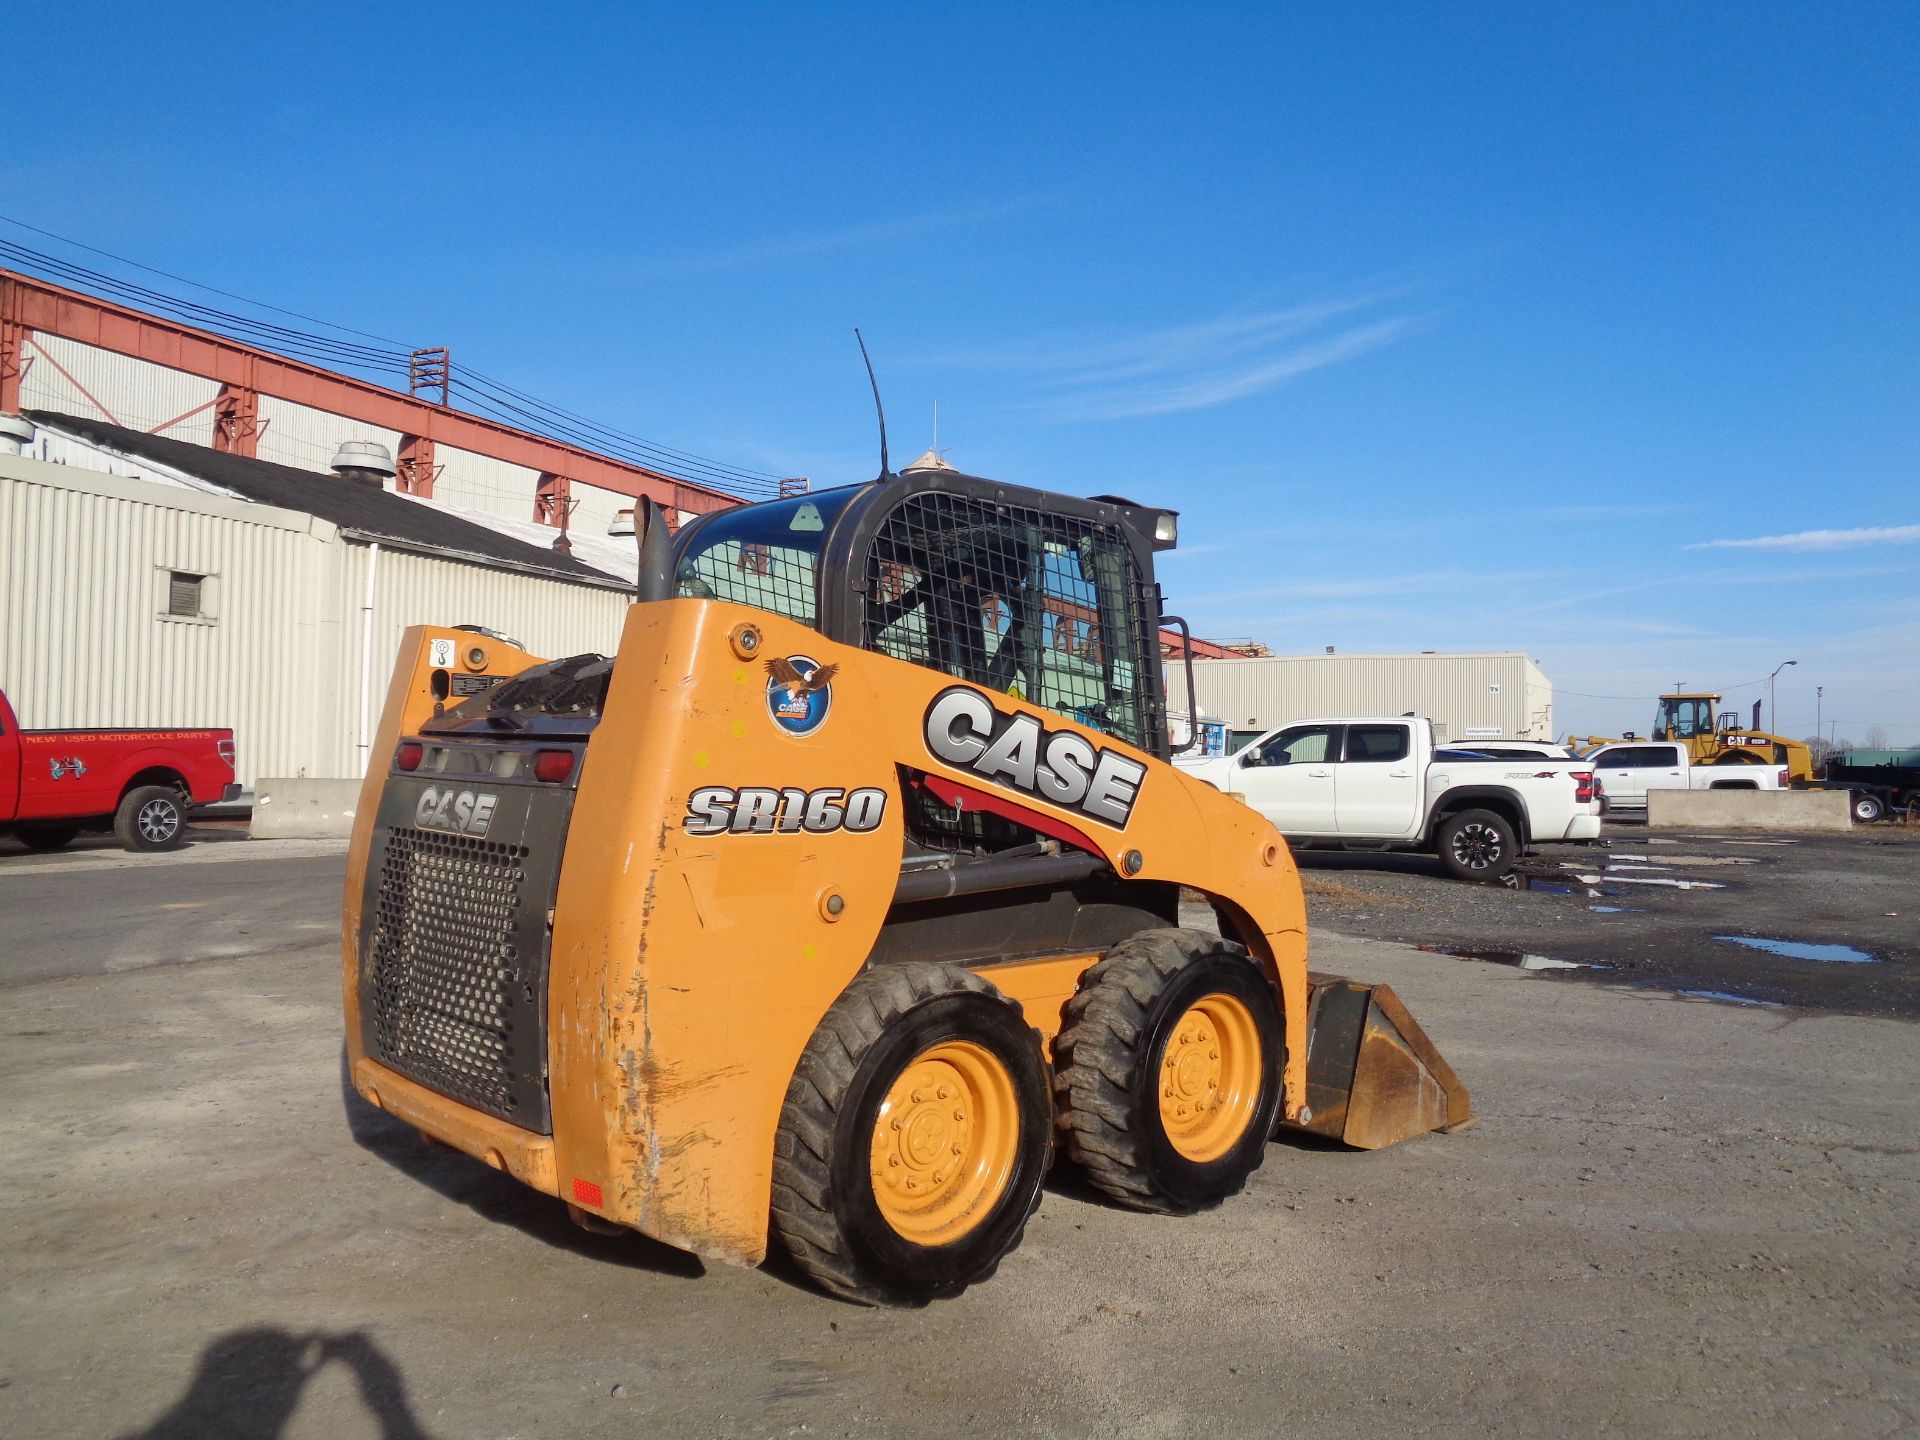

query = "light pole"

[1816,686,1824,759]
[1769,659,1798,734]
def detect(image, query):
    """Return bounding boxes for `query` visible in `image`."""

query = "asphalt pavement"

[0,834,1915,1439]
[1295,820,1919,1018]
[0,832,346,986]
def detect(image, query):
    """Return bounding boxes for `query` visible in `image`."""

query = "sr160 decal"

[923,685,1146,829]
[684,785,888,836]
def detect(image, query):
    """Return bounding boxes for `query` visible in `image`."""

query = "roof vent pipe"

[330,439,397,488]
[0,414,33,457]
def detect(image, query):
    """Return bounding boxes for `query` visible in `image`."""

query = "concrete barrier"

[250,777,363,839]
[1645,787,1852,832]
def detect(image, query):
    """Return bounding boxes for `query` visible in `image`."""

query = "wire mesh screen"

[860,492,1160,752]
[673,491,857,627]
[678,538,820,625]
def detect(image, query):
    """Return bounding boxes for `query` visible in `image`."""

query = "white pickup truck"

[1177,716,1602,882]
[1580,739,1790,811]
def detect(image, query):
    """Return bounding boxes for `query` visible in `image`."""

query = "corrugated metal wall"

[327,543,628,777]
[0,460,333,786]
[1167,652,1553,740]
[1,456,631,788]
[20,333,219,443]
[256,395,402,476]
[430,443,544,521]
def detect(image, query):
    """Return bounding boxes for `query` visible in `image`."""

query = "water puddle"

[1589,905,1643,914]
[1608,853,1761,867]
[1670,988,1786,1008]
[1712,935,1877,964]
[1418,944,1599,971]
[1615,875,1726,890]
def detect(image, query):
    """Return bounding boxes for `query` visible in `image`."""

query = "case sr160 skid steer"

[342,469,1470,1304]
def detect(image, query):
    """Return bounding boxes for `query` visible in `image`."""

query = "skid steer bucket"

[1280,975,1473,1149]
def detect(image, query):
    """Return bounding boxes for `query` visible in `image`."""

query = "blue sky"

[6,3,1915,741]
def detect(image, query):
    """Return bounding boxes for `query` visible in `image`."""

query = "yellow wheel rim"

[1157,992,1263,1164]
[869,1039,1019,1245]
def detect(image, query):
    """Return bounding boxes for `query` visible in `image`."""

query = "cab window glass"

[1343,725,1409,763]
[675,489,860,627]
[1246,725,1337,767]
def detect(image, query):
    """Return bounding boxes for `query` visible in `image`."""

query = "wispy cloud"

[629,195,1057,278]
[912,293,1425,422]
[1688,524,1920,553]
[1179,567,1564,607]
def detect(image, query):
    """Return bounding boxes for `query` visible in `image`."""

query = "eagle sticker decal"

[765,654,839,737]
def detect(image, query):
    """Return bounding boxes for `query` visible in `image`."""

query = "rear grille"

[368,826,537,1123]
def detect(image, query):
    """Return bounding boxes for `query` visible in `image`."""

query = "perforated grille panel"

[367,826,540,1125]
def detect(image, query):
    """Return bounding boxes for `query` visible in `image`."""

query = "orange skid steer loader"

[343,471,1469,1304]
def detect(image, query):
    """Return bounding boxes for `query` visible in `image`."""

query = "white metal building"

[1167,651,1555,744]
[0,415,632,790]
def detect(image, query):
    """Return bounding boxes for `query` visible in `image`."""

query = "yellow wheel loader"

[342,470,1469,1305]
[1572,692,1816,781]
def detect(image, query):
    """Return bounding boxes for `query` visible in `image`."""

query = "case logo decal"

[683,786,887,836]
[923,686,1145,830]
[765,655,839,737]
[414,786,499,837]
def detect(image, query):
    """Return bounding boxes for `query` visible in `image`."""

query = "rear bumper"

[220,783,242,803]
[351,1056,558,1197]
[1564,814,1603,842]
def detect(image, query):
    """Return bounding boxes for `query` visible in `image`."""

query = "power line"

[0,214,414,346]
[449,374,784,494]
[0,223,791,496]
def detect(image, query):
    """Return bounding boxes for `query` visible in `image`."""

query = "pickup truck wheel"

[17,824,81,852]
[114,786,187,852]
[1436,809,1517,882]
[1851,793,1884,824]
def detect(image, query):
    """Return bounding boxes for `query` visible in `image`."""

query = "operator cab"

[1653,694,1718,741]
[671,470,1178,759]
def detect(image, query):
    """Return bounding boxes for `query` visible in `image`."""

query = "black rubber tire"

[1053,928,1284,1215]
[114,785,187,852]
[771,962,1052,1306]
[16,825,81,852]
[1436,808,1518,882]
[1852,793,1885,824]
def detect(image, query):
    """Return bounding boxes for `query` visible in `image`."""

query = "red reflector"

[534,749,576,783]
[396,741,424,772]
[572,1178,604,1208]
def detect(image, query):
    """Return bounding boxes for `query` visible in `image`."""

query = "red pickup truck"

[0,688,239,853]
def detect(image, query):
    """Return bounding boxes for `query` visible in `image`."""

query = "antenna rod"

[855,327,889,477]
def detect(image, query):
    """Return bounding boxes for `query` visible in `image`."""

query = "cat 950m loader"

[342,469,1470,1304]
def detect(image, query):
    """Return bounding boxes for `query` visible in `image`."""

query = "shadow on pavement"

[339,1047,705,1280]
[120,1325,436,1440]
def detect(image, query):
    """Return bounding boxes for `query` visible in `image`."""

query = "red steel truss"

[0,269,741,518]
